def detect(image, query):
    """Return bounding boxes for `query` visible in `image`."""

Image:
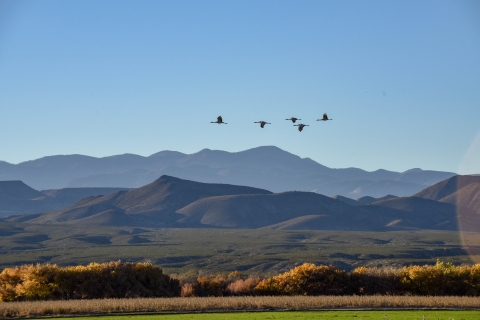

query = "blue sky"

[1,0,479,173]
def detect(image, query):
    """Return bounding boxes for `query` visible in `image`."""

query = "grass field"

[27,311,480,320]
[1,222,479,276]
[2,296,480,318]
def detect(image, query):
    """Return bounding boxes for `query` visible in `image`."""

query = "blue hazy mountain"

[0,146,455,198]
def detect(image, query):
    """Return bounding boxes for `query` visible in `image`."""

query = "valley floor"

[1,223,480,275]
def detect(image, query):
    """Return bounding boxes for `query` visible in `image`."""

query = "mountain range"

[0,180,129,217]
[0,146,456,198]
[5,174,479,232]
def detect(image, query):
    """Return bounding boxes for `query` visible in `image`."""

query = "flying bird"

[254,121,271,128]
[211,116,227,124]
[293,124,309,132]
[317,113,332,121]
[286,117,301,123]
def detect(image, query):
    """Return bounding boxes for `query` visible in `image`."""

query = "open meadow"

[1,223,479,276]
[21,311,480,320]
[2,296,480,318]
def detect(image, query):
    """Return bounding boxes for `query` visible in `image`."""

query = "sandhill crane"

[211,116,227,124]
[286,117,301,123]
[317,113,332,121]
[254,121,271,128]
[293,124,309,132]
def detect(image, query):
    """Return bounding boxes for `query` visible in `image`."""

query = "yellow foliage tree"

[0,264,59,301]
[0,261,180,301]
[255,263,349,295]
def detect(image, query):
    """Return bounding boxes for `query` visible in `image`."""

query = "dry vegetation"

[2,296,480,318]
[4,260,480,301]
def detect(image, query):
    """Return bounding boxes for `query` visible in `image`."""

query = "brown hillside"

[414,175,480,201]
[177,191,380,229]
[331,195,358,206]
[439,182,480,232]
[440,182,480,213]
[366,197,458,230]
[332,194,398,206]
[22,176,272,226]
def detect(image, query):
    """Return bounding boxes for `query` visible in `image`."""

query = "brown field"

[2,296,480,318]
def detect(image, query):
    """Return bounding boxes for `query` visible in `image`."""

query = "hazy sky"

[1,0,479,173]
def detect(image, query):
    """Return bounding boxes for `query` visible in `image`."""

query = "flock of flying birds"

[210,113,333,132]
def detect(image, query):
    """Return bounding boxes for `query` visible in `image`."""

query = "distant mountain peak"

[404,168,423,173]
[0,180,46,200]
[148,150,186,158]
[0,146,456,197]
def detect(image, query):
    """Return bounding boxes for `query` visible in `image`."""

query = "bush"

[227,277,261,296]
[350,266,403,295]
[400,260,472,296]
[182,271,255,297]
[0,266,22,301]
[181,283,194,297]
[0,261,180,301]
[255,263,350,296]
[192,274,229,297]
[0,264,60,301]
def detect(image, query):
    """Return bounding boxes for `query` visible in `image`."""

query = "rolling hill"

[432,181,480,232]
[440,182,480,213]
[364,197,458,230]
[332,194,398,206]
[12,176,272,227]
[176,191,377,229]
[0,181,131,218]
[414,175,480,201]
[41,187,130,207]
[4,175,474,232]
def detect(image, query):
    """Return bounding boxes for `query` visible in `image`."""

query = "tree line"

[1,260,480,301]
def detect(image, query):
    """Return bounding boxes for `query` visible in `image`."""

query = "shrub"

[192,274,229,297]
[400,260,472,296]
[181,283,194,297]
[0,261,180,301]
[468,263,480,295]
[227,277,261,296]
[55,261,180,299]
[0,264,60,301]
[350,266,403,295]
[0,266,22,301]
[255,263,350,296]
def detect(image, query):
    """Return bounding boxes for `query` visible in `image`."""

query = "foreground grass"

[2,296,480,318]
[39,311,480,320]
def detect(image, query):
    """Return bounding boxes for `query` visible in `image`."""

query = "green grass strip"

[46,310,480,320]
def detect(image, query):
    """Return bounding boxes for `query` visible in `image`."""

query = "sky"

[1,0,479,173]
